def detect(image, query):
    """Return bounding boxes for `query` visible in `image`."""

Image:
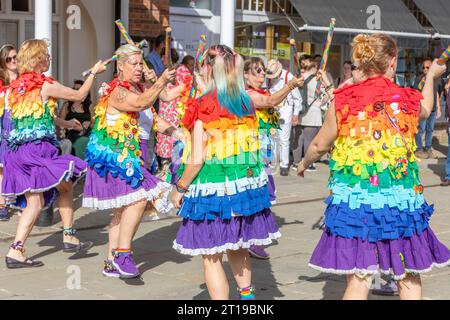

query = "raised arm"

[110,68,176,113]
[248,77,304,109]
[420,59,446,120]
[42,61,106,102]
[297,102,338,176]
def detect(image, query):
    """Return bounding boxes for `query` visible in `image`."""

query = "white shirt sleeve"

[286,72,303,116]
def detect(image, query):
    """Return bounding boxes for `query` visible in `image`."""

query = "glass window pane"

[170,0,210,9]
[12,0,30,12]
[0,21,18,48]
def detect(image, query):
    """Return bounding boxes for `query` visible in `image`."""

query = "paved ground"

[0,148,450,300]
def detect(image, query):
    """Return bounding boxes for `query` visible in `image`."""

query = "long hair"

[201,45,253,117]
[0,44,16,85]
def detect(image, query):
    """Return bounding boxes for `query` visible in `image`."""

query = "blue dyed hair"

[202,45,253,117]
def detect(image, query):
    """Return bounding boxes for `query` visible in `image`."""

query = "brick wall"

[129,0,169,39]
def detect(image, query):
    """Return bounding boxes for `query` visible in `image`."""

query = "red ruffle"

[9,72,55,95]
[334,77,422,117]
[181,91,242,130]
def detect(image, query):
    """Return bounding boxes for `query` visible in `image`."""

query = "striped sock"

[239,286,255,300]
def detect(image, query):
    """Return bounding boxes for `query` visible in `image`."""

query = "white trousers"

[277,104,293,169]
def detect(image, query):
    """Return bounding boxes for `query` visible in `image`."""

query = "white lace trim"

[308,258,450,281]
[172,231,282,256]
[185,171,269,198]
[82,181,174,213]
[2,161,86,199]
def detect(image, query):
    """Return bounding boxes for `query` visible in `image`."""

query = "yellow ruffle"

[94,97,141,143]
[9,89,57,120]
[256,109,278,125]
[331,130,416,167]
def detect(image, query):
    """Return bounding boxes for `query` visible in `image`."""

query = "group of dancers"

[0,31,450,300]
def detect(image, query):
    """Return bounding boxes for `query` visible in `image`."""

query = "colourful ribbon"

[315,18,336,99]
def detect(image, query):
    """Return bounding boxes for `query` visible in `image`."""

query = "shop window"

[12,0,30,12]
[0,21,18,48]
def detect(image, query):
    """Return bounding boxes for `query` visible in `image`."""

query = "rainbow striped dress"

[309,76,450,279]
[0,72,86,209]
[173,91,281,256]
[82,78,172,213]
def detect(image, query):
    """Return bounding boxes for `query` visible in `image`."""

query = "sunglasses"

[6,55,17,63]
[254,67,265,75]
[351,64,359,71]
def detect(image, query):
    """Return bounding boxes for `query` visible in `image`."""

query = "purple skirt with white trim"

[173,208,281,256]
[309,227,450,280]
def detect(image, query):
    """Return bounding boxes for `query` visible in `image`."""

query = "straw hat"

[265,59,283,79]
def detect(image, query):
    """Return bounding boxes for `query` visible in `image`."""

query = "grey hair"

[115,44,143,75]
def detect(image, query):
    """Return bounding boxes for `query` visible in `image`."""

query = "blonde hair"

[351,34,397,76]
[115,44,143,73]
[17,39,49,74]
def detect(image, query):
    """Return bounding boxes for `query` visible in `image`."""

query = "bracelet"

[176,182,189,194]
[325,84,334,91]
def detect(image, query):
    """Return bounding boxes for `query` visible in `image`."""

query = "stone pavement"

[0,154,450,300]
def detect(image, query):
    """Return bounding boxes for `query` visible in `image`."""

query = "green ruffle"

[178,152,266,184]
[329,159,421,190]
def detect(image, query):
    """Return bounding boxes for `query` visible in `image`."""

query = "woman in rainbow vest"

[298,34,450,300]
[83,44,181,279]
[170,45,299,300]
[1,39,106,268]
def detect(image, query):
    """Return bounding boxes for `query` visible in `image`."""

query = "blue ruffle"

[84,135,144,189]
[323,196,434,242]
[7,128,58,150]
[178,185,272,221]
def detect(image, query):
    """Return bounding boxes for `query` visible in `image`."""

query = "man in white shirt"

[266,60,302,176]
[291,57,330,172]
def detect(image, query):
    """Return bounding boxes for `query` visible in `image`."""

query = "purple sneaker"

[248,245,270,260]
[372,281,399,296]
[102,260,120,278]
[112,252,140,278]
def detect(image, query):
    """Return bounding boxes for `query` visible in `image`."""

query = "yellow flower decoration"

[353,164,362,176]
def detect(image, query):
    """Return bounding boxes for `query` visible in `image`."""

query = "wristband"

[176,182,189,194]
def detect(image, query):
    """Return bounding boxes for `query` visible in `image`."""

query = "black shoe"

[280,167,289,176]
[5,256,44,269]
[306,165,317,172]
[63,241,94,253]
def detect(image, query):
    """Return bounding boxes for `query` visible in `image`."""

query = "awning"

[289,0,431,48]
[413,0,450,45]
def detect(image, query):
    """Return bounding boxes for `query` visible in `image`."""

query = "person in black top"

[58,80,94,156]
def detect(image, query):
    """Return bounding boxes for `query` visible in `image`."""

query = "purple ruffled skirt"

[173,208,281,256]
[309,227,450,280]
[1,140,87,209]
[83,165,173,214]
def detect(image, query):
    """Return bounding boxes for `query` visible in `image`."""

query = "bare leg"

[7,193,44,261]
[398,274,422,300]
[342,275,371,300]
[108,209,123,260]
[118,200,147,249]
[57,181,79,245]
[226,249,252,290]
[203,254,229,300]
